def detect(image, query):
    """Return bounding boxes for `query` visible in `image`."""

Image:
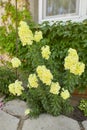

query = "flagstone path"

[0,99,87,130]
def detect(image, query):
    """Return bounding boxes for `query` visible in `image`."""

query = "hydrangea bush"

[8,21,85,117]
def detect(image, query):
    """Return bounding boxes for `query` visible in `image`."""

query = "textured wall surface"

[29,0,38,22]
[0,0,31,26]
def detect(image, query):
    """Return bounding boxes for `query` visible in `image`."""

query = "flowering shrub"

[8,21,85,117]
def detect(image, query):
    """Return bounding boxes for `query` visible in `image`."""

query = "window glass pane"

[46,0,79,16]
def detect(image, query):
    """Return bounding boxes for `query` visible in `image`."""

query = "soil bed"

[69,107,87,122]
[69,96,87,122]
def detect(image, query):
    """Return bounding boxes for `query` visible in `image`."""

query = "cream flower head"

[61,89,70,100]
[28,74,38,88]
[11,57,21,68]
[34,31,43,42]
[41,45,51,60]
[50,82,61,94]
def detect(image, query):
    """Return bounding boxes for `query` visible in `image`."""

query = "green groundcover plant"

[78,99,87,116]
[8,21,85,117]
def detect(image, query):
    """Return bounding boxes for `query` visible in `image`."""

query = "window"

[38,0,87,23]
[45,0,79,16]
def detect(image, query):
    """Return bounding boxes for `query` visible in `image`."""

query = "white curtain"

[46,0,78,16]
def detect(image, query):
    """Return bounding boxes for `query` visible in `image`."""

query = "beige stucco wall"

[0,0,38,26]
[29,0,34,19]
[0,2,5,26]
[29,0,38,22]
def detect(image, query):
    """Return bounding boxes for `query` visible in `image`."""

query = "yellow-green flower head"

[34,31,43,42]
[18,21,33,46]
[64,55,78,70]
[25,109,30,115]
[8,80,24,96]
[68,48,78,57]
[70,62,85,76]
[64,48,85,76]
[41,45,51,60]
[61,89,70,100]
[8,83,16,95]
[11,57,21,68]
[28,74,38,88]
[36,65,53,85]
[14,80,24,96]
[50,82,61,94]
[64,48,79,70]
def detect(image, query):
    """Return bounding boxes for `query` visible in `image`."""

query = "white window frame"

[38,0,87,23]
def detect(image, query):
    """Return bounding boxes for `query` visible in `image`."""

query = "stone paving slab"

[23,114,80,130]
[82,120,87,130]
[2,99,27,117]
[0,110,19,130]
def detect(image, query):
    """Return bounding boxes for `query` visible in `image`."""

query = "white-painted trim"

[38,0,87,23]
[38,0,43,23]
[80,0,87,16]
